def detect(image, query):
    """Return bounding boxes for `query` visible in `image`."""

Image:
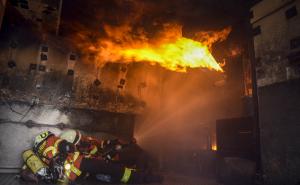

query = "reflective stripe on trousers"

[121,168,133,183]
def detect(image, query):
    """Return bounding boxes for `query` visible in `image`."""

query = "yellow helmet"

[60,130,81,145]
[33,131,54,150]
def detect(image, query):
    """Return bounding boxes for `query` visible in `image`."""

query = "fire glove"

[51,163,65,180]
[49,153,67,182]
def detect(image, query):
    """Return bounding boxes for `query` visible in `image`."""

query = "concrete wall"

[251,1,300,184]
[251,0,293,21]
[258,79,300,185]
[0,101,135,171]
[0,31,146,114]
[251,0,300,87]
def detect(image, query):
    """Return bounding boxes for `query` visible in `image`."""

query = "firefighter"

[59,129,131,161]
[28,131,163,184]
[60,130,99,158]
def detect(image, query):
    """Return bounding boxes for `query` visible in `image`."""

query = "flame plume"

[77,24,231,72]
[121,37,223,72]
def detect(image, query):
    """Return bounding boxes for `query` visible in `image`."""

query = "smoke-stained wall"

[0,109,134,172]
[251,0,300,184]
[0,101,135,171]
[251,0,300,87]
[0,17,139,171]
[258,79,300,185]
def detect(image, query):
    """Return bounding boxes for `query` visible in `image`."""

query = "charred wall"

[0,13,139,171]
[258,79,300,185]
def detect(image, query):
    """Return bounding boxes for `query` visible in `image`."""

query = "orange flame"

[121,37,223,72]
[78,23,231,72]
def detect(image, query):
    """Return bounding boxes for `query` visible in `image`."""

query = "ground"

[0,173,221,185]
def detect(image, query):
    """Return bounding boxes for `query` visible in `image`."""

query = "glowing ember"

[212,144,217,151]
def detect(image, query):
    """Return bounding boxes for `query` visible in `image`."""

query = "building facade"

[251,1,300,184]
[251,0,300,87]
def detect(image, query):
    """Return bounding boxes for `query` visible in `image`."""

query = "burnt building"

[0,0,299,185]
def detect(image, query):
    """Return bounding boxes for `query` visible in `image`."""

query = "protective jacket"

[76,136,101,158]
[35,134,83,182]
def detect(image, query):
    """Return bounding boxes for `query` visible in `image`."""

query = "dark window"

[29,63,37,70]
[40,53,48,61]
[69,54,76,60]
[252,26,261,36]
[290,36,300,49]
[93,79,101,86]
[20,3,29,9]
[19,0,29,9]
[39,65,46,72]
[285,6,298,19]
[288,50,300,65]
[7,60,16,68]
[41,46,48,52]
[120,79,126,85]
[67,69,74,76]
[10,0,18,6]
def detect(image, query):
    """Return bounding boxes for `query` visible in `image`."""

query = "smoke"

[60,0,233,62]
[129,64,245,175]
[58,1,241,157]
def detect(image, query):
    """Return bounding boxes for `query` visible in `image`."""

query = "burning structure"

[0,0,299,185]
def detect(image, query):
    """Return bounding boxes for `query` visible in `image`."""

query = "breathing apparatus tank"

[22,149,47,174]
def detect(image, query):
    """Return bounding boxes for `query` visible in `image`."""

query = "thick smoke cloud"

[58,1,247,158]
[60,0,248,48]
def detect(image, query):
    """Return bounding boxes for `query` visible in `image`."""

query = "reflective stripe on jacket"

[37,135,83,181]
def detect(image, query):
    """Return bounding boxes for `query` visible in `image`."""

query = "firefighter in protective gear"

[60,130,126,161]
[32,131,163,184]
[21,149,54,183]
[59,130,99,158]
[33,131,81,183]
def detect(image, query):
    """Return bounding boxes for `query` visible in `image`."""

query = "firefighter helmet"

[60,130,82,145]
[33,131,54,150]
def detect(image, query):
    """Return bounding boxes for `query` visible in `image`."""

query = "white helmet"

[34,131,54,150]
[60,130,81,145]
